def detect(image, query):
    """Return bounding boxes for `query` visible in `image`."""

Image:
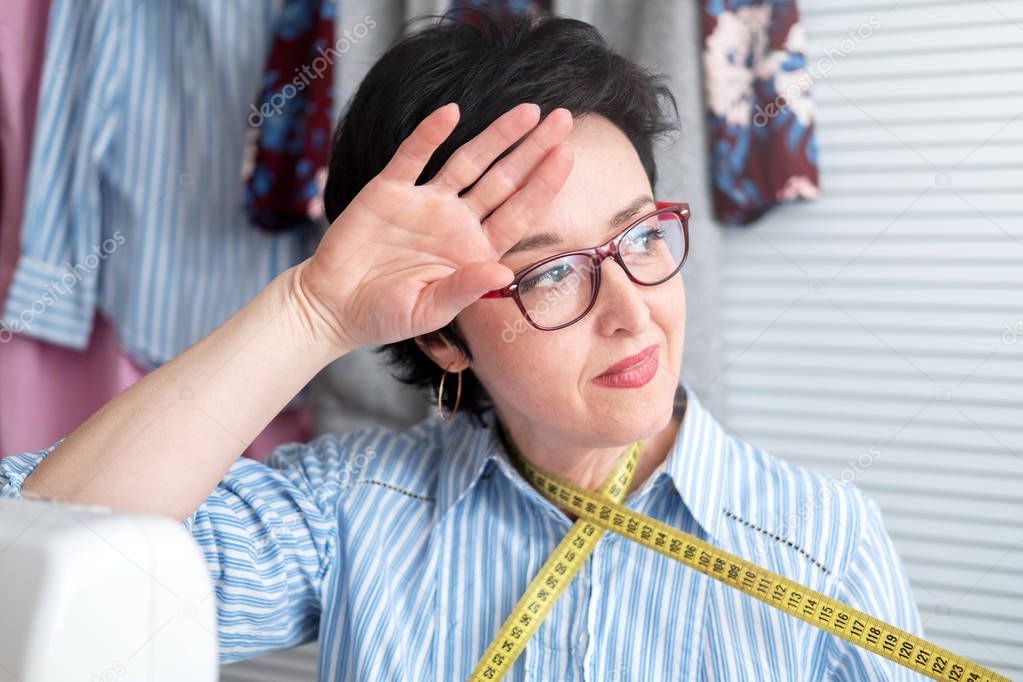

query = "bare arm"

[20,101,574,523]
[21,263,346,522]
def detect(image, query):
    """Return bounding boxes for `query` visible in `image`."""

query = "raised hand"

[297,102,574,353]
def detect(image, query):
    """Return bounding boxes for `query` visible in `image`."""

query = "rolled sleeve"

[829,491,928,681]
[182,432,360,664]
[3,431,359,666]
[0,438,66,499]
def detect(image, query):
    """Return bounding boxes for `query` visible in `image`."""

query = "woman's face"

[447,113,685,447]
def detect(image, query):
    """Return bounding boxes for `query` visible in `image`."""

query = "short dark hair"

[323,7,680,426]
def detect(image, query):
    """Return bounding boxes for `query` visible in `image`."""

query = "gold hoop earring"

[437,367,463,421]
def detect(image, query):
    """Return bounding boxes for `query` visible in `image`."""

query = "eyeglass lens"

[515,210,686,329]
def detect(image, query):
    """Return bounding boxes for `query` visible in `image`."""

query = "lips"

[597,344,659,377]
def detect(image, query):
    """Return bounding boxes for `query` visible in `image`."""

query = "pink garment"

[0,1,51,308]
[0,311,311,462]
[0,3,311,463]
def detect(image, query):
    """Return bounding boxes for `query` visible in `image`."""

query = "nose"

[591,256,651,335]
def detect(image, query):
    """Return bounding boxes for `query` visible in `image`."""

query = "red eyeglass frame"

[480,201,690,331]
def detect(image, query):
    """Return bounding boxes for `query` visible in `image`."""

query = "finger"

[483,142,574,256]
[417,261,514,328]
[461,108,573,219]
[378,103,460,184]
[430,102,541,194]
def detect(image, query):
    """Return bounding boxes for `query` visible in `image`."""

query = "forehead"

[533,114,653,242]
[552,116,646,223]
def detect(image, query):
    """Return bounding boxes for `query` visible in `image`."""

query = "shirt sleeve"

[828,491,928,681]
[0,439,67,499]
[183,432,362,664]
[0,431,361,665]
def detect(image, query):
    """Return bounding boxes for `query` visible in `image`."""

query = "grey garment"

[312,346,433,435]
[333,0,449,110]
[556,0,723,413]
[312,0,723,437]
[311,0,448,438]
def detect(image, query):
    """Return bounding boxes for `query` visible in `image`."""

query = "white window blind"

[719,0,1023,678]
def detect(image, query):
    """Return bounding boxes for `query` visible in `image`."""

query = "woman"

[1,10,924,681]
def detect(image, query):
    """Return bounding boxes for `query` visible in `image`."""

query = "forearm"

[21,260,350,521]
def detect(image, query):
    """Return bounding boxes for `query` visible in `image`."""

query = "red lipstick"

[593,344,659,388]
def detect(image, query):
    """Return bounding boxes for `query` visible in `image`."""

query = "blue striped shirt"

[0,382,926,680]
[0,0,310,370]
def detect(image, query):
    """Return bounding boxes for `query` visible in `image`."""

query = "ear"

[414,332,471,373]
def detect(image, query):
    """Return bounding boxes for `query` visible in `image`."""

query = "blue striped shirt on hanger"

[0,382,926,680]
[1,0,312,370]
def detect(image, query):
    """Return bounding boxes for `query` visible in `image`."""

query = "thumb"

[421,261,513,323]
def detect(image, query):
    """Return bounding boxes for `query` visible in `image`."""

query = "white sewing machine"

[0,497,218,681]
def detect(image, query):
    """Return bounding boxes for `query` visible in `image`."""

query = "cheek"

[458,303,590,393]
[459,300,527,355]
[456,303,535,387]
[649,279,685,347]
[657,277,685,322]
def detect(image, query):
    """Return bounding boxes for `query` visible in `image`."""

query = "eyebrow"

[505,194,655,255]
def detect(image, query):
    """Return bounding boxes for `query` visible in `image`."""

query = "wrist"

[281,259,359,364]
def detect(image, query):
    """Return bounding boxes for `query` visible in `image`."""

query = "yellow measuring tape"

[468,423,1011,682]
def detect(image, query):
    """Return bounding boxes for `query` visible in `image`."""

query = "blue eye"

[623,226,665,253]
[519,263,572,294]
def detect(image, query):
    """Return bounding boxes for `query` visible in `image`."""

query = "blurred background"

[0,0,1020,679]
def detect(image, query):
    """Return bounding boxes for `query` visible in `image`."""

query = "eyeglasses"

[481,201,690,330]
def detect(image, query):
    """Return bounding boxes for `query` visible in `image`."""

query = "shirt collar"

[433,381,736,543]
